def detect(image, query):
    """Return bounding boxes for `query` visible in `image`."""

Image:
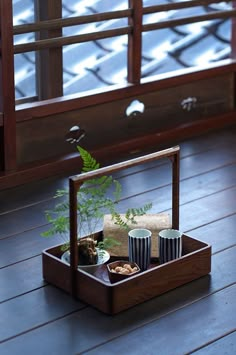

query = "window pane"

[12,0,233,101]
[63,37,128,96]
[62,0,128,96]
[142,0,231,78]
[13,0,36,100]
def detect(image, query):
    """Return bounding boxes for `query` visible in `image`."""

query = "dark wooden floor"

[0,126,236,355]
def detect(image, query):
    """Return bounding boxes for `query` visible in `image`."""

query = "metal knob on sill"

[65,125,86,144]
[181,97,197,111]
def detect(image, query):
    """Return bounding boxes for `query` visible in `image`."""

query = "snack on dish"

[110,263,139,275]
[107,260,140,283]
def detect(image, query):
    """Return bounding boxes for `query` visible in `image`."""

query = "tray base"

[42,234,211,314]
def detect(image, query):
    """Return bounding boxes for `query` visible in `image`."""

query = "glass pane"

[142,0,232,78]
[63,35,128,96]
[63,0,128,14]
[14,52,36,99]
[13,0,232,101]
[13,0,36,100]
[62,0,128,96]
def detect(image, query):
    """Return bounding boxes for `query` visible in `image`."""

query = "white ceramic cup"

[128,228,152,271]
[158,229,182,264]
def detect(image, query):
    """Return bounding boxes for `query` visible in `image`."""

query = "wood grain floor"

[0,126,236,355]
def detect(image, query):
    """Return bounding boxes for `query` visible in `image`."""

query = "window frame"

[0,0,235,178]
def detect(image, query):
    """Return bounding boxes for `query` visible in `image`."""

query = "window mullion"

[35,0,63,100]
[231,1,236,58]
[0,0,16,171]
[128,0,142,84]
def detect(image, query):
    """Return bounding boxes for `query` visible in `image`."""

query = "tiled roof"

[13,0,231,99]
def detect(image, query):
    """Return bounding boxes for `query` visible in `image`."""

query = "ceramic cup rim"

[159,228,182,239]
[128,228,152,238]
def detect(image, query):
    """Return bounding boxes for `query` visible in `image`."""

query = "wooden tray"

[42,146,211,314]
[42,233,211,314]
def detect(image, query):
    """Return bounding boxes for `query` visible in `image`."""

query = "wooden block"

[103,213,171,257]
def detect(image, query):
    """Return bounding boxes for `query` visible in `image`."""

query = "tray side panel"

[42,236,211,315]
[75,271,113,314]
[42,252,71,293]
[110,245,211,314]
[43,250,113,313]
[182,234,209,254]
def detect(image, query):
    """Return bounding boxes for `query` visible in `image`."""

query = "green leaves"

[41,146,122,241]
[97,237,121,250]
[111,203,153,230]
[41,213,69,238]
[41,145,153,248]
[77,145,100,172]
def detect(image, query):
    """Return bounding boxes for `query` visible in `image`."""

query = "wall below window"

[16,72,234,165]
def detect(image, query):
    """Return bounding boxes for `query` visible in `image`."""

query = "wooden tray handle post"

[69,146,180,297]
[171,147,180,230]
[69,177,80,297]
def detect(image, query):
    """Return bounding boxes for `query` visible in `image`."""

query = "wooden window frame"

[0,0,235,188]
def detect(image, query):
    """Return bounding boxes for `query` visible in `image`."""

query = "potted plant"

[41,145,152,268]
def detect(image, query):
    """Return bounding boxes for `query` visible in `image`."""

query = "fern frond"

[54,189,69,198]
[111,203,152,230]
[113,179,122,202]
[77,145,100,172]
[98,237,121,250]
[111,211,130,230]
[41,214,69,238]
[42,144,153,253]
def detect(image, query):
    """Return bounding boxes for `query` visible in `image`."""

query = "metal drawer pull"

[181,97,197,111]
[125,100,145,117]
[65,125,86,144]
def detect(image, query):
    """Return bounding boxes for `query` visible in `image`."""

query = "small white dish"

[61,248,110,273]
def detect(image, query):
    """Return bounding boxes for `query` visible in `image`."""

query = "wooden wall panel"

[16,73,234,165]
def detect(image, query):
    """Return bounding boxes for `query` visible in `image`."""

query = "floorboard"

[0,256,45,302]
[83,285,236,355]
[180,187,236,231]
[0,286,85,343]
[191,331,236,355]
[0,126,235,354]
[1,245,235,353]
[0,226,63,268]
[190,214,236,253]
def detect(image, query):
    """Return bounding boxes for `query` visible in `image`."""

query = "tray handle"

[69,146,180,296]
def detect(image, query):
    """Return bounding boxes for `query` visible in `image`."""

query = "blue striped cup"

[158,229,182,264]
[128,228,152,271]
